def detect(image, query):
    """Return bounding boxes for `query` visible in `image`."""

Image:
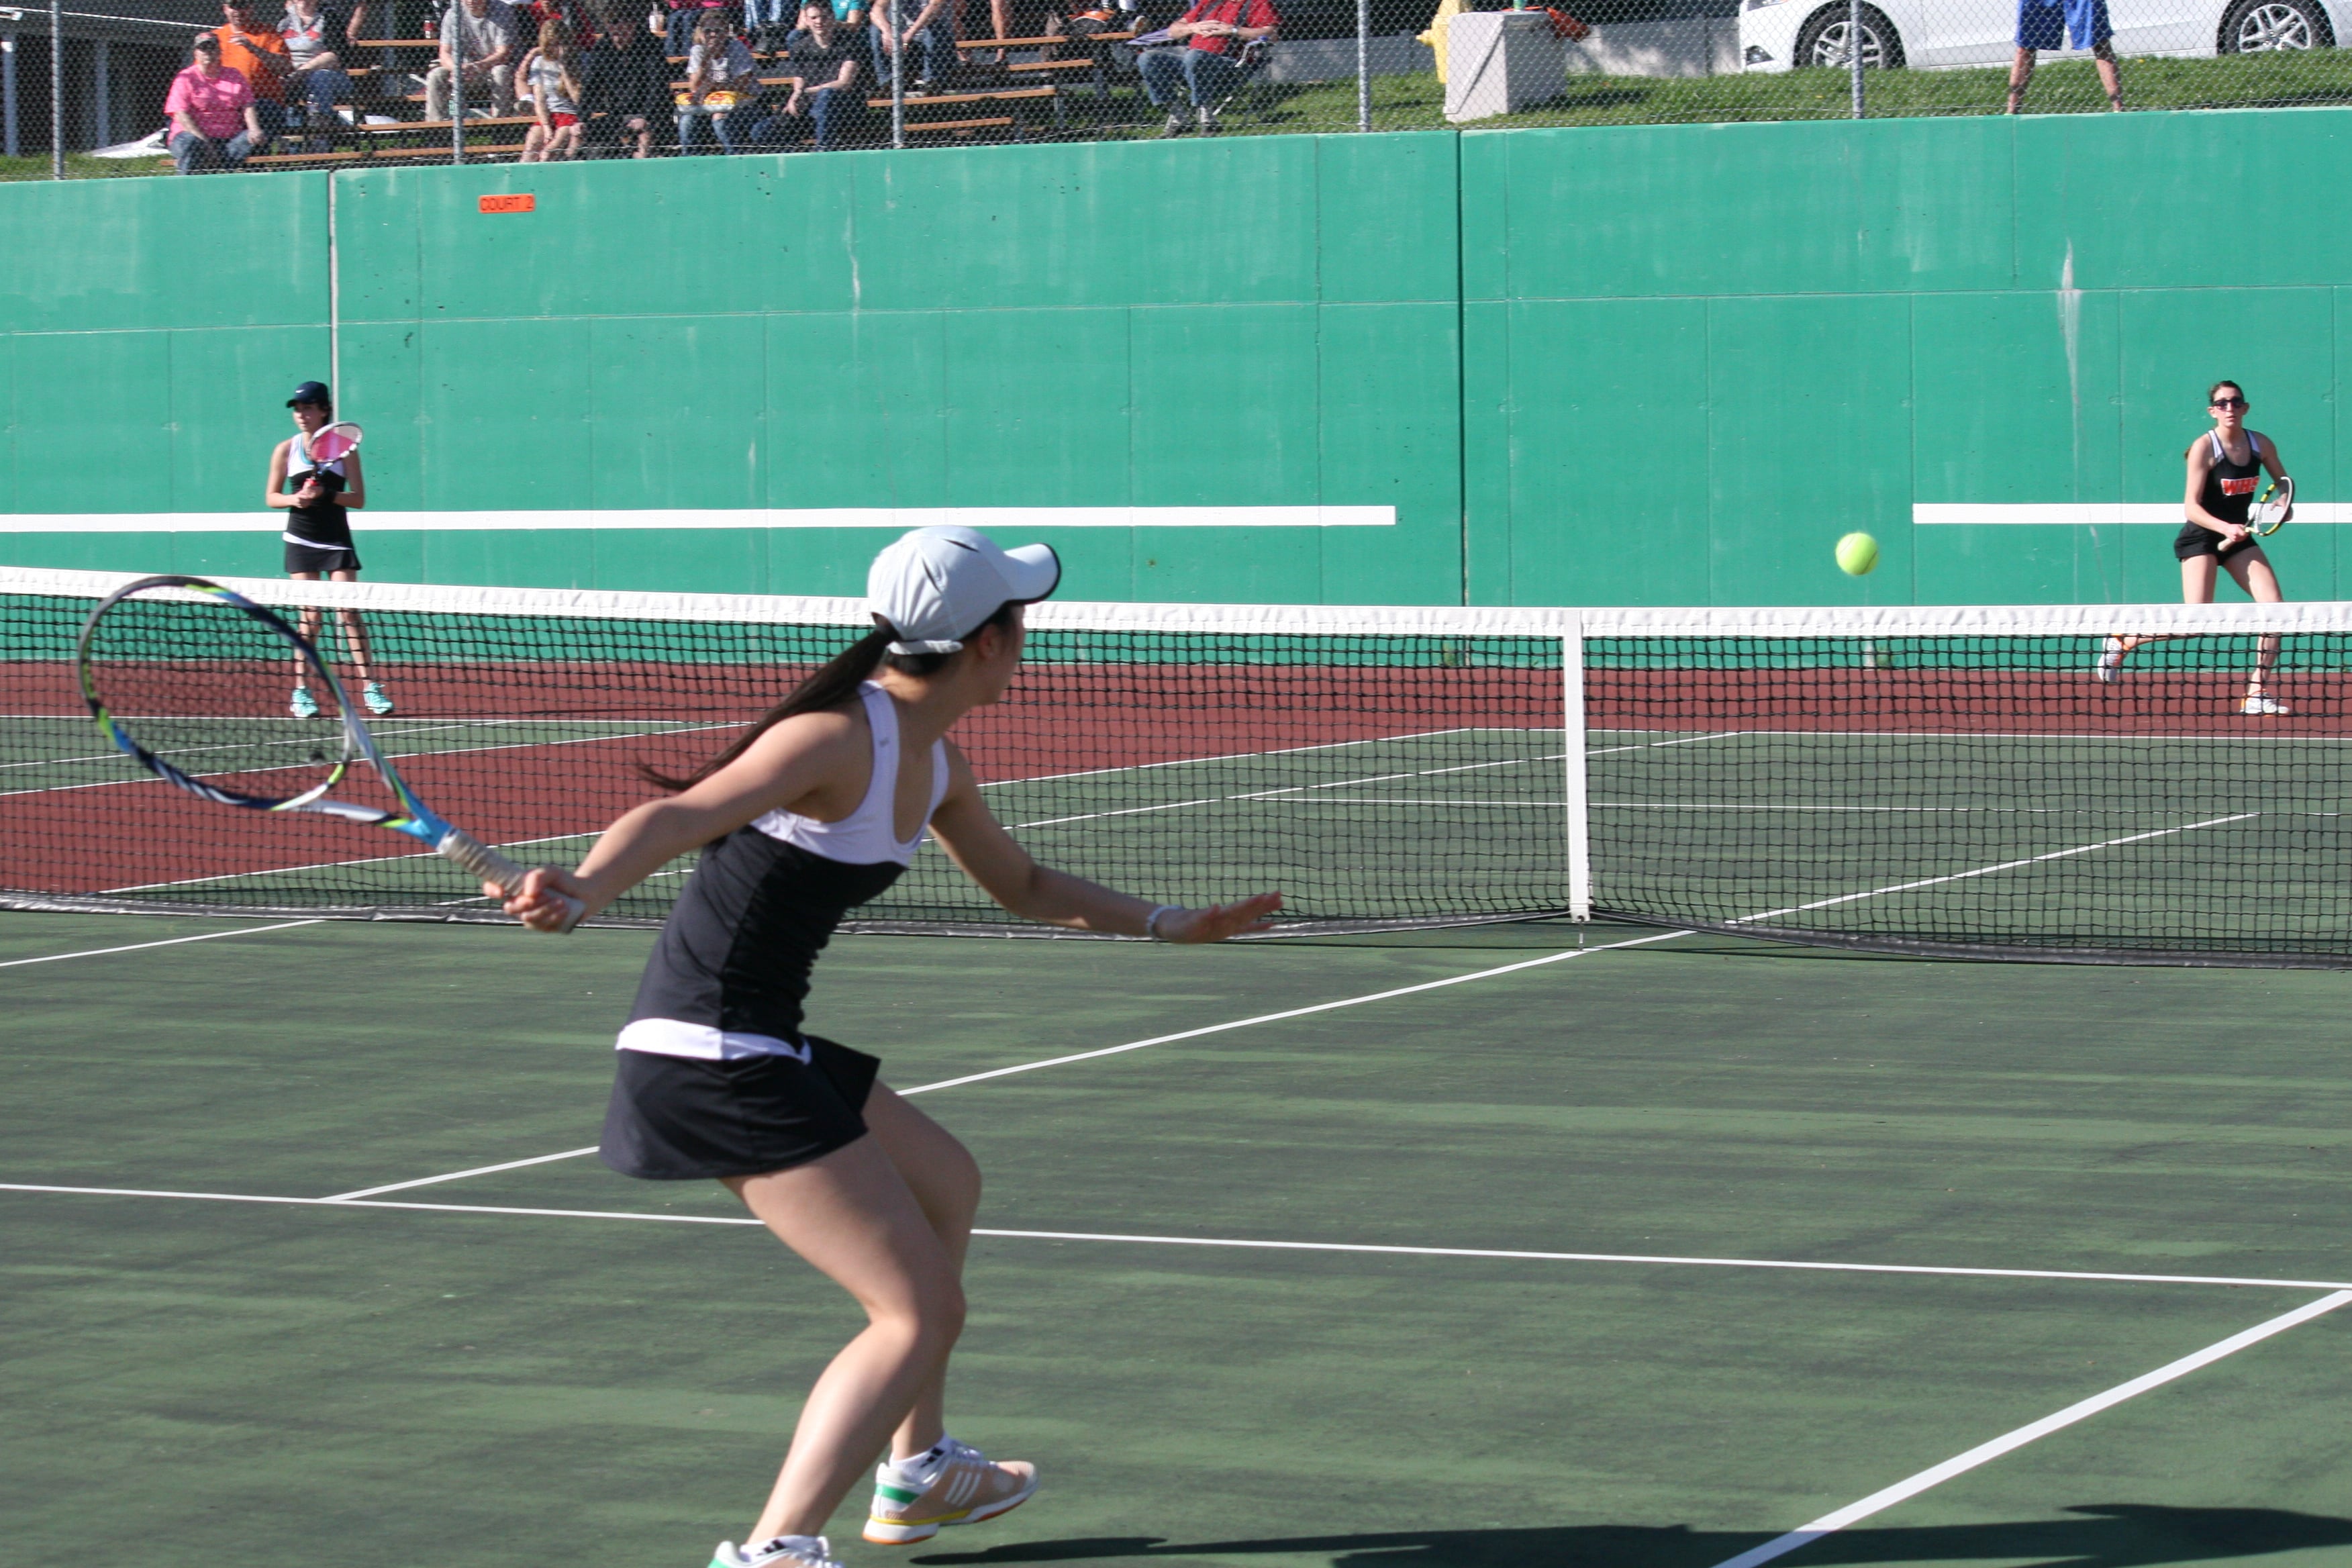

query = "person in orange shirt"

[214,0,294,139]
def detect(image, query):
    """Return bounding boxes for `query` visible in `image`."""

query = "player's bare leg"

[2227,548,2288,712]
[2094,42,2122,109]
[2005,46,2034,112]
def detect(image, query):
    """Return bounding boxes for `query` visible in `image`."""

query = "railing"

[5,0,2347,178]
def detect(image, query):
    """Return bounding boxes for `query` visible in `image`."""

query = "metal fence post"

[48,0,62,177]
[93,38,107,147]
[1849,0,1863,116]
[889,0,904,148]
[3,36,18,160]
[1356,0,1369,130]
[450,1,465,164]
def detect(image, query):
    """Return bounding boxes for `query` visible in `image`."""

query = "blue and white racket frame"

[76,573,567,917]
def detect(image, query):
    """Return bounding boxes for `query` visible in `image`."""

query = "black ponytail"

[639,601,1020,792]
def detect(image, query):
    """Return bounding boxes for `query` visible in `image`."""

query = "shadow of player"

[911,1502,2352,1568]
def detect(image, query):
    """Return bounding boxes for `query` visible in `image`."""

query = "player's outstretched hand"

[1159,891,1284,944]
[487,865,592,934]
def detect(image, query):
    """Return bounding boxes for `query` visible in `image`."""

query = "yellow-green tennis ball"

[1836,532,1879,577]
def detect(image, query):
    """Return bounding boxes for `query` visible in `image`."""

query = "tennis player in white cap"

[497,526,1281,1568]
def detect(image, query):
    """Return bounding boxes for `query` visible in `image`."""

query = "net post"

[1563,614,1590,922]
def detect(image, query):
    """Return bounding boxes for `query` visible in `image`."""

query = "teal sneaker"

[362,680,395,717]
[289,685,319,719]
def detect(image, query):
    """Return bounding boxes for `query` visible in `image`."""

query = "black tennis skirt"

[600,1033,879,1181]
[286,540,362,574]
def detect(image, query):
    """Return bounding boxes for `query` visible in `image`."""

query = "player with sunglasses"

[2096,380,2295,715]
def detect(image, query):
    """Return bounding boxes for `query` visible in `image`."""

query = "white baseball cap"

[867,526,1061,655]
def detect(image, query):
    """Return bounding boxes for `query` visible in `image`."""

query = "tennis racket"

[77,575,583,929]
[2247,475,2294,538]
[299,420,362,467]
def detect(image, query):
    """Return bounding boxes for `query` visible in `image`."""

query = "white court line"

[0,919,325,969]
[326,1146,603,1201]
[1706,1289,2352,1568]
[319,930,1691,1198]
[1732,814,2258,926]
[1004,749,1569,833]
[6,1183,2351,1293]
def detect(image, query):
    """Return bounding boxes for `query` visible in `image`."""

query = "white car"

[1739,0,2347,71]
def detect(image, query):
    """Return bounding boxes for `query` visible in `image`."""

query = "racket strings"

[86,593,350,803]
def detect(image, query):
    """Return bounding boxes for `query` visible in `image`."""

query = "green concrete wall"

[5,110,2349,606]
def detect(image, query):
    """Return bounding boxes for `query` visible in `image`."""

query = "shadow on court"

[914,1504,2352,1567]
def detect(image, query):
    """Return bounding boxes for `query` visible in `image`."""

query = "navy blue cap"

[287,380,331,407]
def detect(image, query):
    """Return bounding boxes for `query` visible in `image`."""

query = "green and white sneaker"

[709,1537,841,1568]
[362,680,395,716]
[864,1436,1037,1545]
[289,685,320,719]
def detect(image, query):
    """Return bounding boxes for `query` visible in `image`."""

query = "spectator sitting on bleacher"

[518,15,586,156]
[1138,0,1271,136]
[215,0,296,138]
[425,0,520,118]
[676,9,764,152]
[867,0,950,90]
[580,7,671,153]
[664,0,727,56]
[744,0,793,52]
[749,0,859,146]
[166,31,268,172]
[279,0,356,124]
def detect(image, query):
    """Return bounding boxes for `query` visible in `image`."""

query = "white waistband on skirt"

[616,1018,813,1063]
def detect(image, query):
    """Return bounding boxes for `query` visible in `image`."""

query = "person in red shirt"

[1138,0,1274,136]
[213,0,295,138]
[164,32,266,172]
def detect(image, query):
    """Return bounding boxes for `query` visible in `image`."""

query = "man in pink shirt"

[164,32,266,173]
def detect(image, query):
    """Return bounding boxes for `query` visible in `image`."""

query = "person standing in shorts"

[2007,0,2122,113]
[495,527,1282,1568]
[2096,379,2294,715]
[267,379,393,718]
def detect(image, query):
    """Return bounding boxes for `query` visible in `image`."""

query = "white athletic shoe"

[2094,636,2128,684]
[362,679,395,717]
[865,1436,1038,1545]
[289,685,320,719]
[2241,693,2292,716]
[709,1536,842,1568]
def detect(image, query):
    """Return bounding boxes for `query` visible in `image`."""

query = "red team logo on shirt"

[2220,477,2257,495]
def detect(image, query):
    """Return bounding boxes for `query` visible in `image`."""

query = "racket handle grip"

[437,827,587,933]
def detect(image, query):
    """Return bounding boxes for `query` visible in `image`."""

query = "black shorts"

[286,540,361,575]
[599,1032,879,1181]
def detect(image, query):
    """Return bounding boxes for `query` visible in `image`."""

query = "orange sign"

[478,193,536,214]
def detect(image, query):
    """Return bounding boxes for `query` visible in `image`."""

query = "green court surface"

[5,910,2352,1567]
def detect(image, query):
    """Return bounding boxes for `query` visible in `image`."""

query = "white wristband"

[1144,905,1180,942]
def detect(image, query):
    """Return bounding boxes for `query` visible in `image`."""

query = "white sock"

[891,1439,952,1482]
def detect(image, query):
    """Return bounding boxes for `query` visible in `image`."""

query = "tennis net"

[5,568,2350,964]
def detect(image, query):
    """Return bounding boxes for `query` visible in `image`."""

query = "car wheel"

[1794,3,1907,68]
[2219,0,2333,50]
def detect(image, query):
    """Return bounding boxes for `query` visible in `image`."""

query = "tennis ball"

[1835,532,1879,577]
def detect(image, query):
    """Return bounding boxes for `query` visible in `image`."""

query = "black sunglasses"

[2211,397,2247,409]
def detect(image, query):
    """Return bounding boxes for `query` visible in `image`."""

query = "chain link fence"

[4,0,2347,176]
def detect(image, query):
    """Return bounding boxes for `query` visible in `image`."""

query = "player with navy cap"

[496,527,1281,1568]
[267,378,393,718]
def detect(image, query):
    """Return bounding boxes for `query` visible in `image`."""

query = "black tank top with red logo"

[2176,430,2264,557]
[2198,430,2263,526]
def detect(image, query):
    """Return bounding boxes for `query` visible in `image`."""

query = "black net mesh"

[1585,626,2352,965]
[11,571,2349,962]
[2,575,1569,932]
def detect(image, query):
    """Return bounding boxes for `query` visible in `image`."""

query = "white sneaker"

[709,1536,842,1568]
[362,679,395,717]
[864,1436,1038,1544]
[2094,635,2127,684]
[289,685,320,719]
[2241,693,2291,716]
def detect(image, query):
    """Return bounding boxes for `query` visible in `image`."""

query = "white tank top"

[749,681,948,867]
